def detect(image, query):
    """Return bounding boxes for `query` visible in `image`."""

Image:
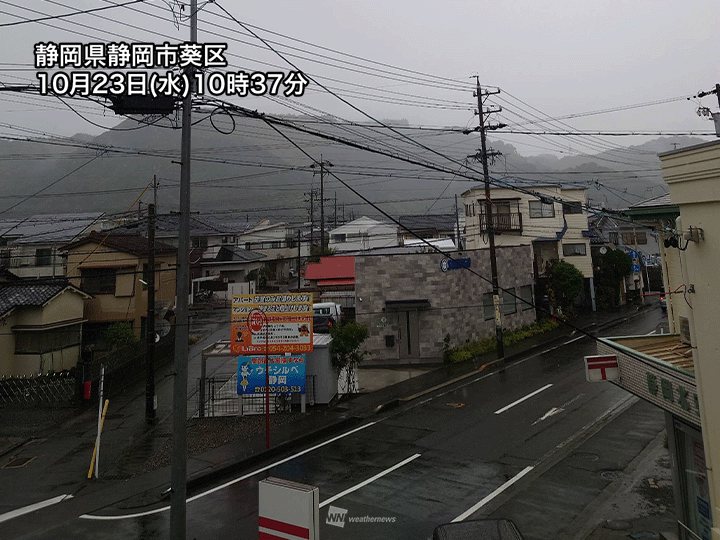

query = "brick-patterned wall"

[355,246,536,363]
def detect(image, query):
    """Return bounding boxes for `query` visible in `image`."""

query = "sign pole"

[265,313,270,449]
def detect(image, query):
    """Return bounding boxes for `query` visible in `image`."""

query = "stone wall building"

[355,245,536,364]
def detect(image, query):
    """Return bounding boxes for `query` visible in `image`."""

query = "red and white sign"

[585,354,619,382]
[259,477,319,540]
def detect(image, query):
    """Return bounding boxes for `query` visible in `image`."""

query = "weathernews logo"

[325,506,396,528]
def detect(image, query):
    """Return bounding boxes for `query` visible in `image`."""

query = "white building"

[328,216,398,252]
[462,184,594,309]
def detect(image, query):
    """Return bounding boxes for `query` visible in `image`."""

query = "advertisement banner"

[237,355,306,394]
[231,293,313,355]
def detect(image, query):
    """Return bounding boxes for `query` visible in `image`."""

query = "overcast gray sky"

[1,0,719,156]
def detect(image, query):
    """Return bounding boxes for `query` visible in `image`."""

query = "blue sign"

[632,264,640,273]
[237,355,306,394]
[440,258,471,272]
[629,250,638,259]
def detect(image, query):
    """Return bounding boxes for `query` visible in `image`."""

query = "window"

[332,234,346,243]
[562,202,583,214]
[562,243,587,256]
[622,232,647,245]
[482,292,494,320]
[609,232,619,245]
[502,288,517,315]
[35,248,53,267]
[529,200,555,218]
[519,285,534,310]
[191,237,208,248]
[15,324,82,354]
[81,267,116,294]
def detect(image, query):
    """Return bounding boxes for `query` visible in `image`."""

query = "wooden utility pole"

[475,76,505,359]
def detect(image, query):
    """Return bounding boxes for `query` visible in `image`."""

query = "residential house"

[237,219,307,284]
[462,184,594,309]
[0,212,104,278]
[596,140,720,540]
[63,233,177,345]
[397,214,464,248]
[303,255,355,312]
[328,216,398,252]
[0,278,90,377]
[588,212,660,260]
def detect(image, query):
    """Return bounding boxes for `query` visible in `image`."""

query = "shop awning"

[597,334,699,427]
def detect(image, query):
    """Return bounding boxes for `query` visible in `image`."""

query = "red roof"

[318,278,355,286]
[305,256,354,281]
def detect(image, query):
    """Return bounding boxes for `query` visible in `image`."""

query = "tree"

[102,322,137,350]
[549,260,585,314]
[307,245,336,263]
[594,249,632,308]
[329,321,369,394]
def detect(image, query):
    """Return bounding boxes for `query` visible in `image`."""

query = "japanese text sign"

[237,355,306,394]
[231,293,313,355]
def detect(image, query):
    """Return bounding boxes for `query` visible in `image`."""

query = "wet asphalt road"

[11,308,665,540]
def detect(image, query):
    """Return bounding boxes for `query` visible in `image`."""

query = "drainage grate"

[4,456,35,468]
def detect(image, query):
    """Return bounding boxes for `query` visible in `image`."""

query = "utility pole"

[310,157,333,253]
[455,194,461,251]
[153,174,158,215]
[170,0,196,537]
[306,188,316,251]
[334,192,337,228]
[146,203,156,424]
[475,76,505,359]
[296,229,301,292]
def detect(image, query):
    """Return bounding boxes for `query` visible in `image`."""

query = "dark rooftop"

[0,279,81,318]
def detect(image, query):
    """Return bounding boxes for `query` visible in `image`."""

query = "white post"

[94,365,105,479]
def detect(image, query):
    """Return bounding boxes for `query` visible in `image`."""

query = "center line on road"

[494,384,553,415]
[320,453,421,508]
[80,421,377,521]
[452,466,534,522]
[0,494,73,524]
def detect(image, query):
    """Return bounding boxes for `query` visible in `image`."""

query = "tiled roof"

[398,214,457,233]
[305,256,354,280]
[629,194,674,208]
[0,212,104,244]
[0,279,77,317]
[63,232,176,257]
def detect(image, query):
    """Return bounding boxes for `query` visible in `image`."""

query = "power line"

[0,0,144,27]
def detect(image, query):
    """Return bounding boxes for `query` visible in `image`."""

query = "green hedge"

[444,318,560,363]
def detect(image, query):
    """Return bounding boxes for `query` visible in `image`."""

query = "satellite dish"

[599,247,608,255]
[157,318,171,337]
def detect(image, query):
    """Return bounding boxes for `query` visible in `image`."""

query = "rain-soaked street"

[10,308,668,540]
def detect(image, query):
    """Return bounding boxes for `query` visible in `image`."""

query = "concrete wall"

[660,140,720,540]
[355,245,536,364]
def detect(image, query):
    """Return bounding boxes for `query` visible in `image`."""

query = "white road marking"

[646,330,656,335]
[564,334,586,344]
[494,384,553,415]
[452,466,534,522]
[319,453,421,508]
[80,421,377,521]
[0,494,73,524]
[532,407,564,425]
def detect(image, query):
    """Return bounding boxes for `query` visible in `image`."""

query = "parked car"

[660,295,667,312]
[313,302,343,321]
[312,314,336,334]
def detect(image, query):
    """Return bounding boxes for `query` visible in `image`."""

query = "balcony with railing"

[479,212,523,234]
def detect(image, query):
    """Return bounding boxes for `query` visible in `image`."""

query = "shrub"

[444,319,560,364]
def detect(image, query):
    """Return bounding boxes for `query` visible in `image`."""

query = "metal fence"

[0,371,76,404]
[194,373,316,417]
